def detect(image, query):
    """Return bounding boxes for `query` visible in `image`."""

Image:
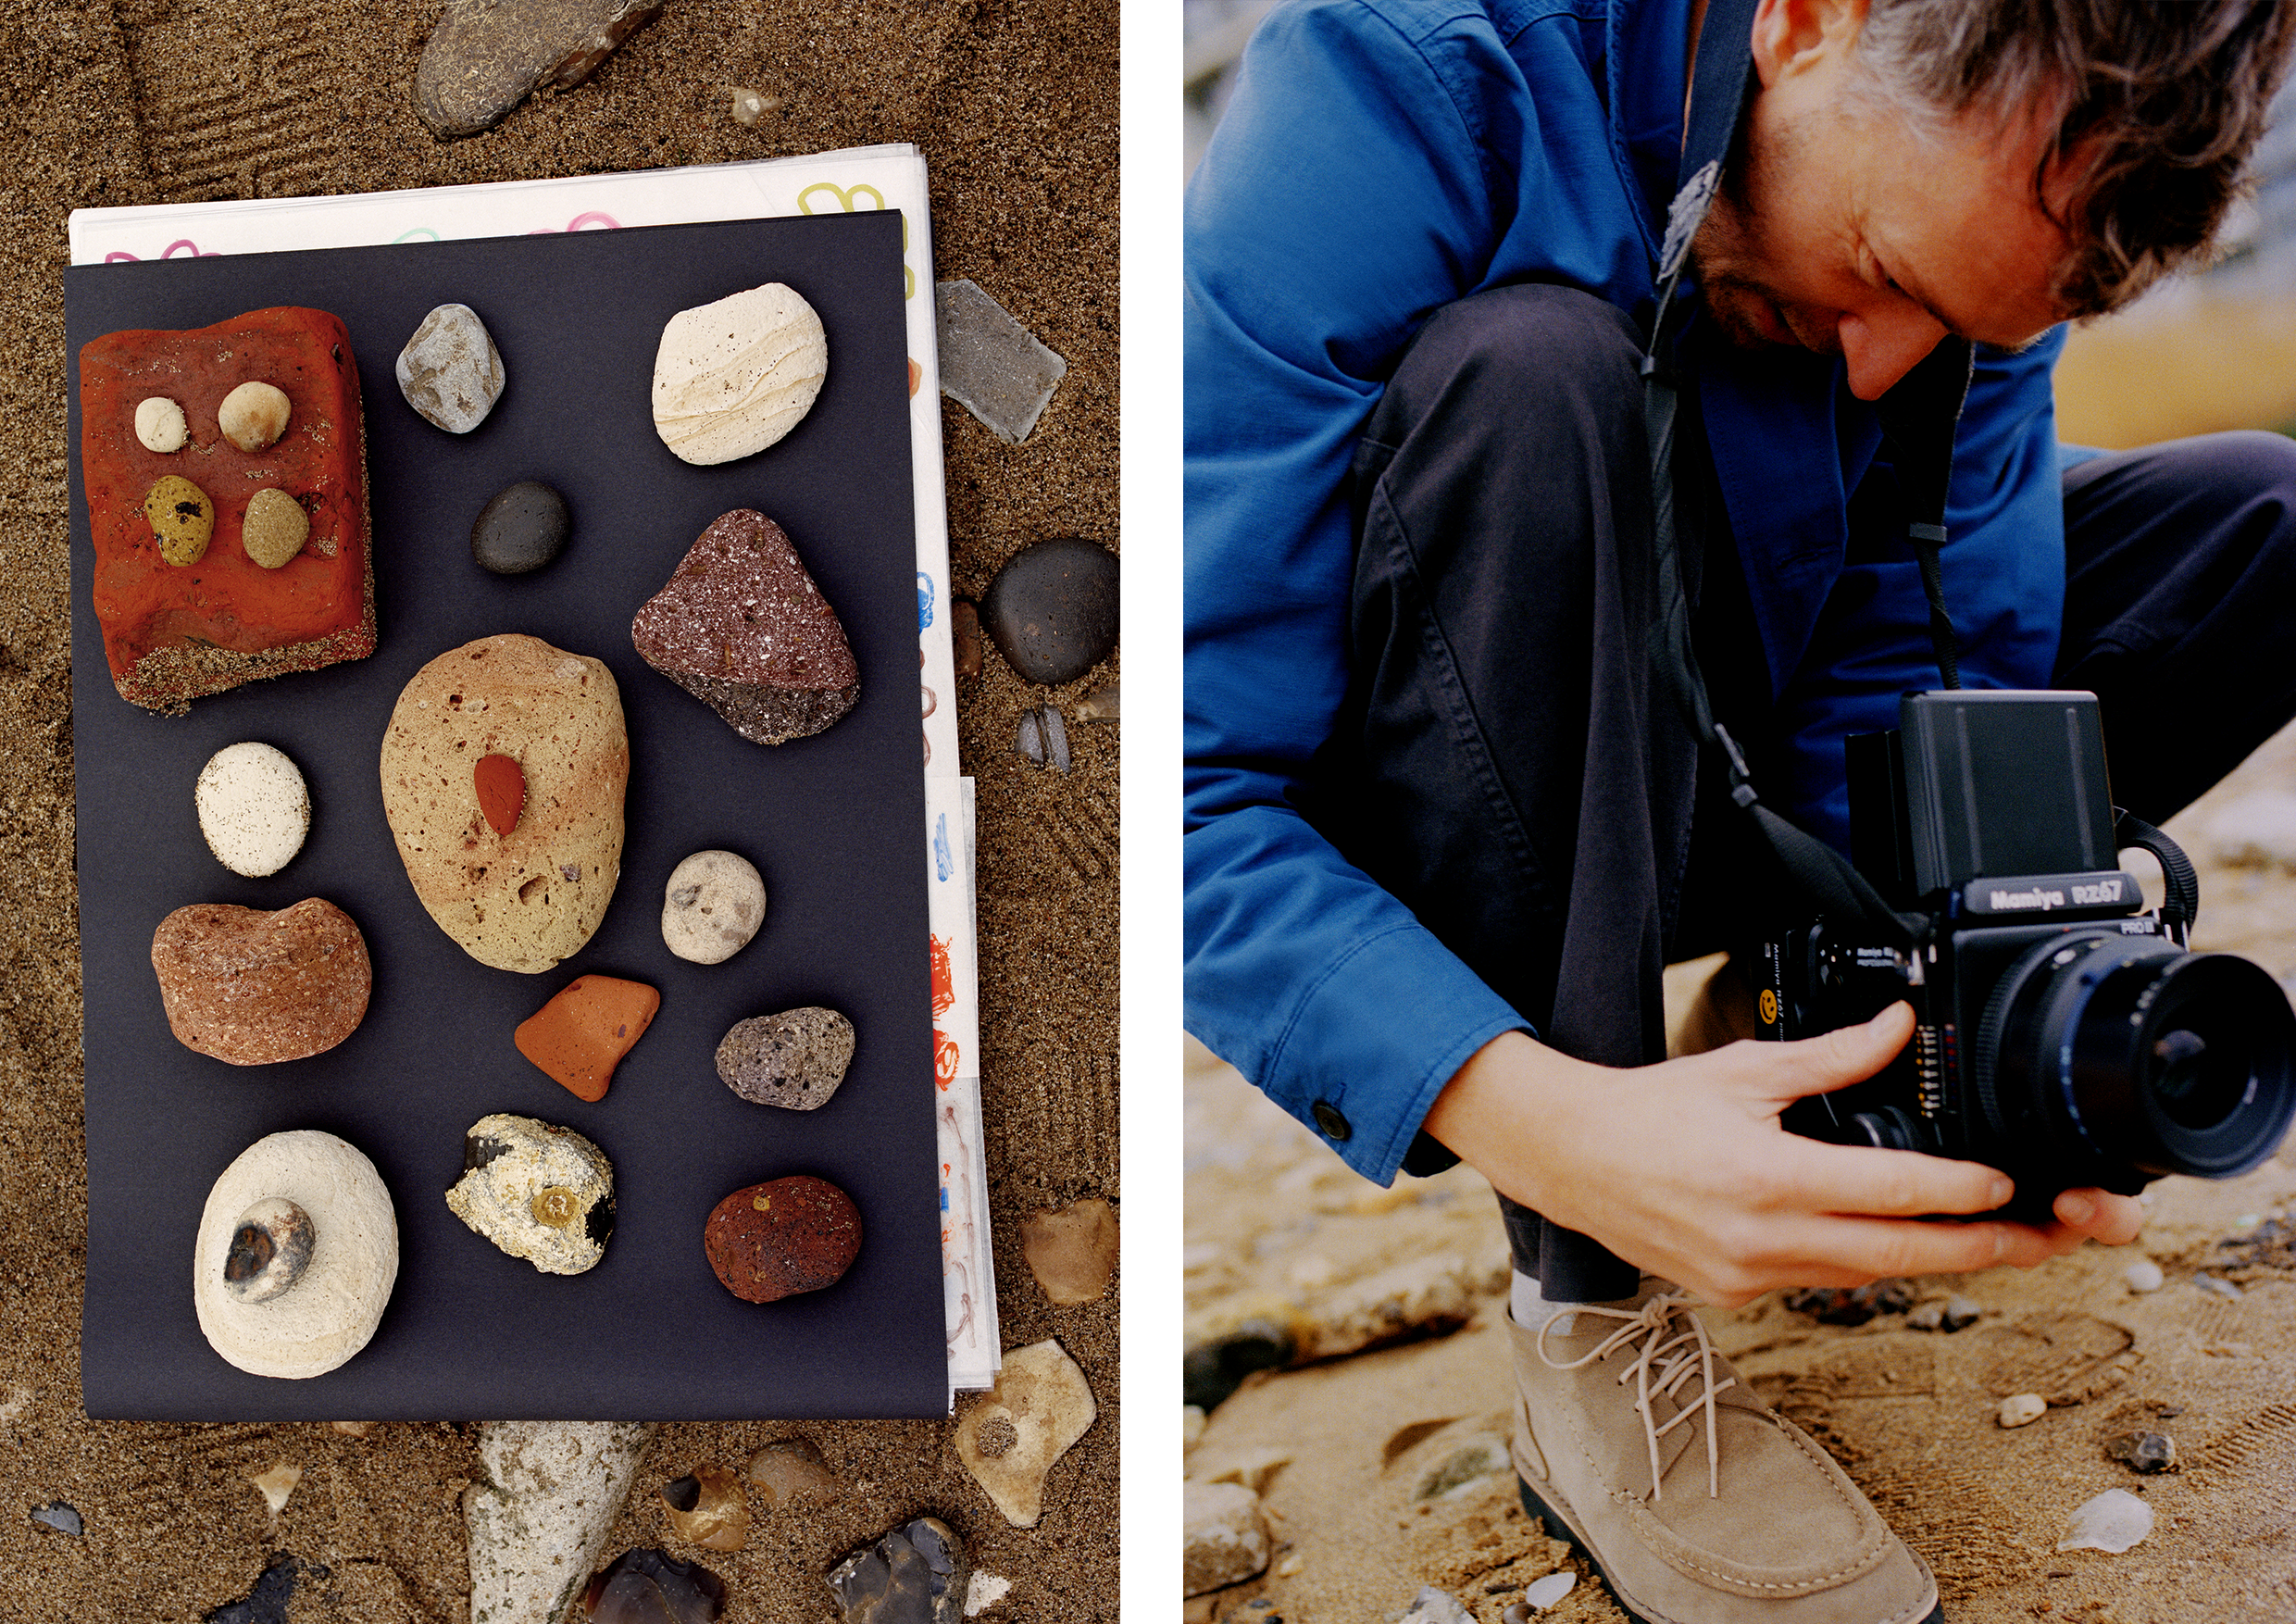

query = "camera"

[1754,690,2296,1218]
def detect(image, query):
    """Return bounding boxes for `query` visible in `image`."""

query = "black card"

[65,211,946,1420]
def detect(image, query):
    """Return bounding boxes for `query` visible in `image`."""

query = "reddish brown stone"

[703,1176,862,1303]
[151,898,371,1065]
[474,752,526,836]
[513,974,659,1103]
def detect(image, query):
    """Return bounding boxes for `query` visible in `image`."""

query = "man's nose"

[1837,306,1948,401]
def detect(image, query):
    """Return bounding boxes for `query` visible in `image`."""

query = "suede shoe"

[1508,1283,1941,1624]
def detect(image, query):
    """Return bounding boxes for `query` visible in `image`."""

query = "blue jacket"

[1184,0,2074,1183]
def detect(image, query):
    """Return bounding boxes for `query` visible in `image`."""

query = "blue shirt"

[1184,0,2068,1183]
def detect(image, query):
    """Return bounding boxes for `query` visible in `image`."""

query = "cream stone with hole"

[379,634,627,973]
[193,1130,398,1380]
[651,282,828,465]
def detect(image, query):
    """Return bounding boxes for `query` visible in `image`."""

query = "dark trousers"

[1312,281,2296,1300]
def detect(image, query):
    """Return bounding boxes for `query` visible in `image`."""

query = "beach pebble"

[195,742,310,877]
[514,975,660,1103]
[144,473,214,565]
[1415,1434,1509,1501]
[418,0,665,136]
[446,1114,616,1275]
[1182,1405,1206,1450]
[466,1422,657,1624]
[31,1503,81,1536]
[396,303,505,432]
[934,278,1067,445]
[250,1463,304,1513]
[1182,1481,1270,1596]
[380,634,628,974]
[704,1175,862,1303]
[660,1464,749,1553]
[135,395,187,452]
[2125,1259,2165,1293]
[218,381,293,452]
[193,1130,398,1380]
[1018,1198,1117,1305]
[470,480,570,574]
[1525,1571,1578,1610]
[962,1573,1011,1618]
[728,86,779,124]
[151,898,370,1065]
[241,486,311,568]
[980,538,1119,684]
[716,1007,855,1110]
[952,600,982,677]
[828,1516,970,1624]
[1184,1318,1296,1412]
[590,1549,728,1624]
[2056,1487,2152,1554]
[2105,1430,2177,1473]
[661,850,767,964]
[630,509,860,745]
[746,1438,842,1507]
[651,282,828,465]
[1074,681,1119,722]
[1999,1393,2048,1428]
[1907,1293,1983,1332]
[1014,706,1070,771]
[2197,1272,2244,1299]
[955,1339,1096,1529]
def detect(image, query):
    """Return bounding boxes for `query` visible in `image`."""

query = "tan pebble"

[729,86,780,123]
[1018,1198,1117,1304]
[135,395,188,452]
[1999,1393,2048,1428]
[242,488,311,568]
[218,380,292,451]
[249,1462,302,1513]
[330,1420,377,1437]
[144,474,214,565]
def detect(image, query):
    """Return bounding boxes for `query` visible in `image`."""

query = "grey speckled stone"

[980,538,1117,685]
[396,304,505,433]
[717,1007,855,1110]
[416,0,666,138]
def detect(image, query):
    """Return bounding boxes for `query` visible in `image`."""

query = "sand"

[1185,722,2296,1624]
[0,2,1117,1619]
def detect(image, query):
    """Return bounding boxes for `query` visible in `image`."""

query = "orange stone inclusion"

[514,974,660,1102]
[474,753,525,835]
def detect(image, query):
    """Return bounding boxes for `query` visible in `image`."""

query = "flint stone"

[934,279,1067,445]
[659,1464,748,1552]
[589,1549,727,1624]
[446,1113,616,1275]
[465,1422,656,1624]
[954,1339,1096,1528]
[206,1553,323,1624]
[472,481,570,575]
[717,1006,855,1109]
[30,1502,81,1536]
[417,0,666,137]
[746,1437,842,1506]
[1182,1480,1269,1597]
[661,849,767,964]
[829,1516,970,1624]
[980,538,1118,685]
[2105,1430,2177,1473]
[397,304,505,432]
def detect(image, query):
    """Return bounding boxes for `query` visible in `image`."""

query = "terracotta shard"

[514,975,660,1103]
[475,753,527,836]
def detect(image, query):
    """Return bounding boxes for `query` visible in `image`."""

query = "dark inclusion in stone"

[828,1517,970,1624]
[662,1474,702,1512]
[464,1134,512,1172]
[586,1193,617,1246]
[585,1548,727,1624]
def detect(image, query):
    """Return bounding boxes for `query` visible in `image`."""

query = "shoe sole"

[1515,1475,1945,1624]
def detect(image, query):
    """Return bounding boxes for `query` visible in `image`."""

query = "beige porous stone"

[651,282,828,465]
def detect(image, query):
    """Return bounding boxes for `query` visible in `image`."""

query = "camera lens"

[1975,934,2296,1182]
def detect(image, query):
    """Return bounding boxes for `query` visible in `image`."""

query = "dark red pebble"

[703,1175,861,1303]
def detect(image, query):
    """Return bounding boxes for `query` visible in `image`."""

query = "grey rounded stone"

[980,537,1118,685]
[717,1007,855,1110]
[660,849,767,964]
[397,303,505,433]
[471,481,571,575]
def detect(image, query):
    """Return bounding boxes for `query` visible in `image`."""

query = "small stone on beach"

[2056,1488,2152,1553]
[397,303,505,433]
[745,1437,842,1507]
[31,1502,81,1536]
[980,538,1119,685]
[828,1517,970,1624]
[659,1463,748,1552]
[471,480,570,574]
[588,1549,727,1624]
[2124,1259,2165,1293]
[1999,1393,2048,1429]
[2105,1430,2177,1473]
[1018,1198,1117,1304]
[934,278,1067,444]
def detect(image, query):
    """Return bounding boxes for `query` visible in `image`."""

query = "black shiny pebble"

[31,1502,81,1536]
[980,537,1117,685]
[829,1516,970,1624]
[587,1549,727,1624]
[470,480,571,575]
[1183,1317,1295,1412]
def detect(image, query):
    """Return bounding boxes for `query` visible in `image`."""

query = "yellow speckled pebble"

[242,487,311,569]
[143,474,214,566]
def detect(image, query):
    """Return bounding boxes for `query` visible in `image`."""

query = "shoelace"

[1536,1291,1737,1501]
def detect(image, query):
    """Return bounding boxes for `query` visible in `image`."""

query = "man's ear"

[1748,0,1869,88]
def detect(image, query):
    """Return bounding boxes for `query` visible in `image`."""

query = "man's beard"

[1683,112,1832,357]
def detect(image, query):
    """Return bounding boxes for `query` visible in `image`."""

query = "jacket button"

[1311,1101,1351,1142]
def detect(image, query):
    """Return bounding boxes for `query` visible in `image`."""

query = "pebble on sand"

[2124,1259,2165,1293]
[465,1422,657,1624]
[980,538,1119,685]
[828,1516,970,1624]
[416,0,666,137]
[1181,1480,1270,1597]
[30,1502,81,1536]
[588,1549,727,1624]
[660,1464,749,1552]
[1998,1393,2048,1429]
[934,278,1067,445]
[1018,1198,1117,1304]
[963,1573,1012,1617]
[955,1339,1097,1528]
[2056,1488,2152,1554]
[746,1438,842,1507]
[251,1463,303,1513]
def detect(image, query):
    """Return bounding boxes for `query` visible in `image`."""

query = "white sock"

[1511,1269,1587,1335]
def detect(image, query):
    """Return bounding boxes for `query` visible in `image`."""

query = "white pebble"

[963,1573,1011,1617]
[2124,1259,2165,1293]
[729,86,780,123]
[660,850,767,964]
[218,381,292,452]
[652,282,828,465]
[1999,1393,2048,1428]
[195,743,310,877]
[1525,1572,1577,1609]
[135,396,188,452]
[2056,1488,2152,1554]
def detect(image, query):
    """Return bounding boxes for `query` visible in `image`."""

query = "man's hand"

[1423,1002,2145,1307]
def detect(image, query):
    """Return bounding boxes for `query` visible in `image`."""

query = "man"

[1185,0,2296,1619]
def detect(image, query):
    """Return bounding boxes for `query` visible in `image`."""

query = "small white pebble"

[729,86,781,123]
[2056,1488,2152,1554]
[135,396,188,452]
[218,381,292,452]
[1183,1405,1206,1450]
[1275,1555,1304,1578]
[1999,1393,2048,1428]
[962,1573,1011,1617]
[195,742,310,877]
[249,1463,302,1513]
[1525,1571,1578,1609]
[2124,1259,2165,1293]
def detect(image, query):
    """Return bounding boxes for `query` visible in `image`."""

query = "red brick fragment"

[474,752,526,836]
[514,974,659,1102]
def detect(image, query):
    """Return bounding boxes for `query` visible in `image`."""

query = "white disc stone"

[195,742,311,877]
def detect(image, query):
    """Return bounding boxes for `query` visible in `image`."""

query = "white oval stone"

[2124,1258,2165,1293]
[1998,1393,2048,1428]
[660,849,767,964]
[193,1130,399,1380]
[195,742,311,877]
[135,395,188,453]
[218,381,293,452]
[651,282,828,465]
[396,302,505,433]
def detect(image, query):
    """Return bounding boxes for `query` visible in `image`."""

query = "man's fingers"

[1764,1139,2013,1218]
[1748,1003,1916,1100]
[1716,1212,2065,1291]
[2054,1187,2145,1245]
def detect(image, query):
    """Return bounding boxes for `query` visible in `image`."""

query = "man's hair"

[1853,0,2296,318]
